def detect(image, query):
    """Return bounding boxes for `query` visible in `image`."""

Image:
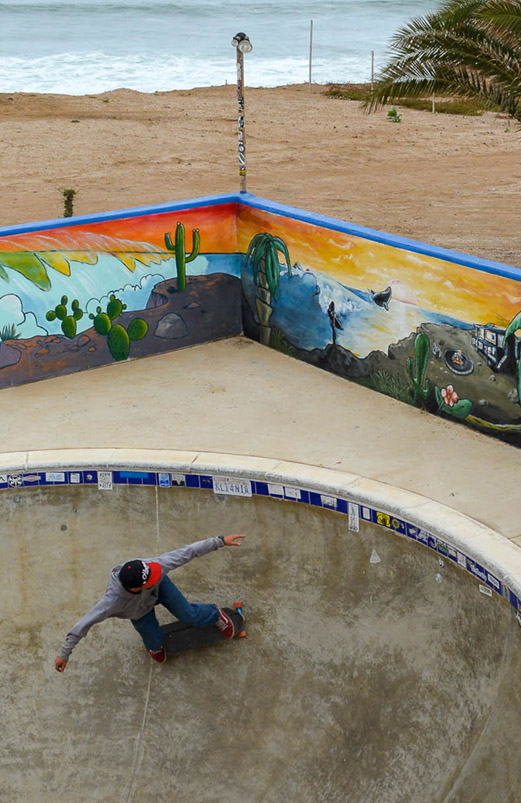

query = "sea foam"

[0,0,439,94]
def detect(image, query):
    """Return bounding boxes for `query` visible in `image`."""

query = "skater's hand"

[55,657,68,673]
[223,533,245,547]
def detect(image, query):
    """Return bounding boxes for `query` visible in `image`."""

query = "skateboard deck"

[162,603,245,657]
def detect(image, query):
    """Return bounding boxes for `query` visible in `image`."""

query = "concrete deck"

[2,335,519,544]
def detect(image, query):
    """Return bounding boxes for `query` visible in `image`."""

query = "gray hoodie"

[59,536,224,660]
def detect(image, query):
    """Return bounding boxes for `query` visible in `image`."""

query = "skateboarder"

[55,533,245,671]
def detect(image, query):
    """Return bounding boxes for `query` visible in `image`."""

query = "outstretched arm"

[54,594,118,672]
[157,534,246,572]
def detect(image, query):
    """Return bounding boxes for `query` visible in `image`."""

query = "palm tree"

[367,0,521,121]
[245,232,292,346]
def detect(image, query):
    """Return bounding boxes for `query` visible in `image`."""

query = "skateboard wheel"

[234,601,243,610]
[237,629,247,638]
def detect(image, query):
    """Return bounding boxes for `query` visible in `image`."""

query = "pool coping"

[3,447,521,613]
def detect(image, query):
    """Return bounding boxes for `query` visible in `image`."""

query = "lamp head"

[232,32,253,53]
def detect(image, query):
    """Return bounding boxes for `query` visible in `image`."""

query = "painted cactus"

[107,325,130,361]
[46,296,84,339]
[164,223,200,292]
[90,308,112,336]
[89,294,127,336]
[106,293,127,320]
[407,331,431,406]
[105,319,149,361]
[89,297,148,361]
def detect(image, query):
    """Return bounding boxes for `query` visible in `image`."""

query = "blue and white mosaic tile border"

[3,455,521,621]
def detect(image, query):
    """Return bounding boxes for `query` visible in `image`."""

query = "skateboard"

[162,602,246,657]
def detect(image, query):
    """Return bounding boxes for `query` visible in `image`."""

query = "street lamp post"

[232,32,252,193]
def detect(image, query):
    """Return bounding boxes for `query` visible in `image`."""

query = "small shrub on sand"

[62,188,77,218]
[387,106,401,123]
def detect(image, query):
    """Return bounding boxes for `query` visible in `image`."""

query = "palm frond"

[263,247,278,299]
[479,0,521,35]
[270,236,293,276]
[366,0,521,121]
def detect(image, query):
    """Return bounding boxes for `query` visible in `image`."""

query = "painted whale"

[370,286,392,311]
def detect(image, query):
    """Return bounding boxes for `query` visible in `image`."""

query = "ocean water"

[0,0,439,94]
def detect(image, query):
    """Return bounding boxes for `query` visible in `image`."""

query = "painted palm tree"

[245,232,292,346]
[367,0,521,121]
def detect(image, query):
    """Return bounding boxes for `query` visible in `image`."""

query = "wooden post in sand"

[232,33,253,193]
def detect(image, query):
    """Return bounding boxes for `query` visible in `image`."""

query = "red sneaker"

[215,608,235,639]
[148,646,166,663]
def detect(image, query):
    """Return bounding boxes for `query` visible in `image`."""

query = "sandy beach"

[1,84,520,267]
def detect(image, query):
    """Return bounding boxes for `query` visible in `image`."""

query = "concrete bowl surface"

[3,451,521,803]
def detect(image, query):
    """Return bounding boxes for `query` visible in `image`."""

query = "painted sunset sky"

[238,206,521,329]
[0,202,237,275]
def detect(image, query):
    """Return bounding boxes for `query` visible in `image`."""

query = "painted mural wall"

[0,197,242,388]
[238,198,521,446]
[3,191,521,446]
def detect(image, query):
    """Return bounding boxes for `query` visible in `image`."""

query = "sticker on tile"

[158,473,171,488]
[45,472,65,483]
[8,475,22,487]
[479,584,493,597]
[370,549,381,564]
[98,471,113,491]
[436,542,456,563]
[22,474,40,484]
[213,476,252,497]
[486,573,501,592]
[348,502,360,532]
[171,473,186,487]
[267,483,284,497]
[406,524,419,539]
[70,472,81,484]
[284,486,301,501]
[376,511,406,534]
[416,530,430,546]
[467,559,488,584]
[320,494,337,510]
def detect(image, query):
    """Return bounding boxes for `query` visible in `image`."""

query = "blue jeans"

[131,576,219,652]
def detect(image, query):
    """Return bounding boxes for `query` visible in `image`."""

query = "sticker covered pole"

[232,32,253,193]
